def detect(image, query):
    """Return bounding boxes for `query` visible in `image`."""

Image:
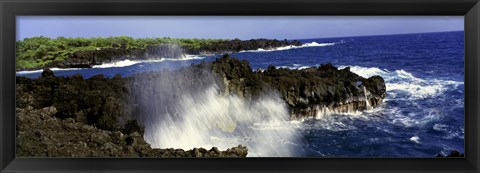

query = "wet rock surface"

[16,55,385,157]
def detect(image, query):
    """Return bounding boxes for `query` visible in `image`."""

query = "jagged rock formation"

[16,69,133,133]
[16,55,385,157]
[212,54,386,119]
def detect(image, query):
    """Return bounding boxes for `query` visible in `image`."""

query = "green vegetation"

[16,36,229,69]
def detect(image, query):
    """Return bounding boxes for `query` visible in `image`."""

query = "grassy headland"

[16,36,228,69]
[16,36,300,70]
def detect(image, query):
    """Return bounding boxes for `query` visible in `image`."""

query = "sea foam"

[239,41,336,53]
[16,67,83,74]
[338,65,463,100]
[410,136,421,143]
[93,55,207,68]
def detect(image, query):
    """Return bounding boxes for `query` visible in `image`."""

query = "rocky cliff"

[16,55,386,157]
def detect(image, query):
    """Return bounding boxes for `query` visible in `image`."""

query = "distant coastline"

[16,37,301,71]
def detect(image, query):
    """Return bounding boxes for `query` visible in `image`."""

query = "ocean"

[17,31,465,157]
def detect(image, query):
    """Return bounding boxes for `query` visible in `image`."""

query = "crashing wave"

[141,84,301,157]
[338,65,463,100]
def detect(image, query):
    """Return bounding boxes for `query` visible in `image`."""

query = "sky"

[16,16,463,40]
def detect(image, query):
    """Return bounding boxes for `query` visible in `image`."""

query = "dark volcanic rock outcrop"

[16,65,248,157]
[16,72,132,133]
[16,55,385,157]
[16,106,247,157]
[212,55,386,119]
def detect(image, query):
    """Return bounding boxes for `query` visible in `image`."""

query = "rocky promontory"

[19,39,302,70]
[16,55,386,157]
[212,55,386,119]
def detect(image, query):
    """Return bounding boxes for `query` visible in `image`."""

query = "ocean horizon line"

[292,30,464,41]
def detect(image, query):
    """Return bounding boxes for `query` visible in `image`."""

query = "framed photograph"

[1,0,479,172]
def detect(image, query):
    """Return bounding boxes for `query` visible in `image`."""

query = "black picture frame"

[1,0,479,172]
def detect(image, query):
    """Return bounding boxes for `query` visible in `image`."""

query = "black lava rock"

[41,68,54,77]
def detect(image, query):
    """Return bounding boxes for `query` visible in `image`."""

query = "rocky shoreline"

[16,55,386,157]
[16,66,249,157]
[17,39,302,71]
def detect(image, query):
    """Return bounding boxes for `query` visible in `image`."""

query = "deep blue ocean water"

[17,31,464,157]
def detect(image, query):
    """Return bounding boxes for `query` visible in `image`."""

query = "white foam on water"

[446,128,465,140]
[239,42,336,53]
[386,83,446,99]
[304,117,358,132]
[434,124,465,140]
[277,65,315,70]
[410,136,421,143]
[303,42,336,47]
[389,108,444,128]
[174,54,207,61]
[338,65,463,100]
[92,59,140,68]
[16,69,47,74]
[16,67,84,74]
[338,66,388,79]
[278,64,458,100]
[433,124,449,131]
[93,55,207,68]
[392,114,420,127]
